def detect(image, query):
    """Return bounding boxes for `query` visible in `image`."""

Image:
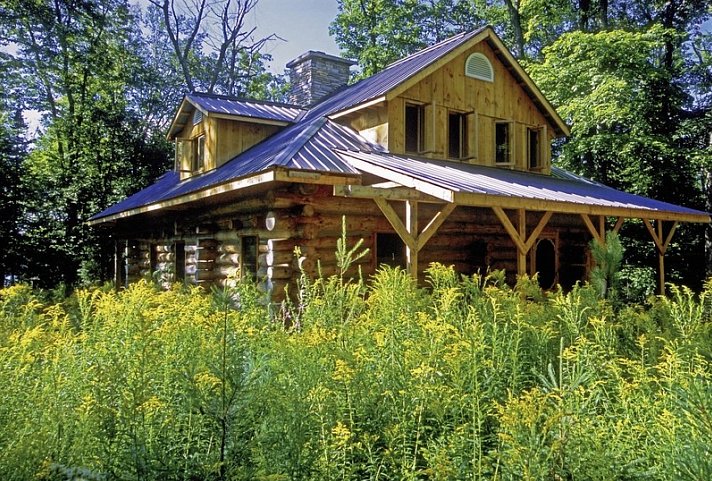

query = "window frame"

[527,127,542,171]
[174,241,186,282]
[240,235,259,282]
[494,120,513,165]
[375,232,405,269]
[404,102,425,154]
[448,111,468,160]
[529,234,559,290]
[192,134,206,172]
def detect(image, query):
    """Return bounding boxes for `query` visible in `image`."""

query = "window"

[533,238,557,290]
[175,139,185,171]
[405,103,425,153]
[528,128,540,169]
[192,135,205,172]
[193,109,203,125]
[376,233,405,268]
[174,241,185,282]
[149,243,158,273]
[465,53,494,82]
[495,122,511,164]
[448,112,467,159]
[241,236,258,281]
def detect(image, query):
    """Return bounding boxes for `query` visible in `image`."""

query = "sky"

[249,0,342,73]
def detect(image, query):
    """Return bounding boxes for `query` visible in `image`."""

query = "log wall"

[116,184,593,300]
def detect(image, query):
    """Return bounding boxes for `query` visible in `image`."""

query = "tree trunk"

[503,0,525,57]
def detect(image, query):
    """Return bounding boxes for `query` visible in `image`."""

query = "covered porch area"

[334,150,710,294]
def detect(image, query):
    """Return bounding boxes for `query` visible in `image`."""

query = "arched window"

[465,53,494,82]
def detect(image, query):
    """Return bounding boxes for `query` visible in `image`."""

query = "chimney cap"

[286,50,356,69]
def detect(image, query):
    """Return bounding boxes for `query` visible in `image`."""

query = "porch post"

[517,208,527,276]
[406,200,418,279]
[642,219,678,295]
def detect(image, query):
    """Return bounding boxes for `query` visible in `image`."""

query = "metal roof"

[335,150,709,220]
[188,93,304,122]
[303,28,486,120]
[91,119,380,221]
[167,93,305,138]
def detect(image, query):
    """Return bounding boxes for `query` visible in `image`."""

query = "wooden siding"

[175,116,280,179]
[380,41,556,172]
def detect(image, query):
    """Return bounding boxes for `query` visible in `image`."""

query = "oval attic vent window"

[465,53,493,82]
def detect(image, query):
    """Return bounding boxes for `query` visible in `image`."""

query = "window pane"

[174,241,185,281]
[241,236,258,281]
[495,123,509,163]
[535,239,556,289]
[448,112,465,159]
[528,129,539,168]
[405,104,423,153]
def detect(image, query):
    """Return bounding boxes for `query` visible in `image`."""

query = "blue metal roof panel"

[304,28,486,120]
[336,151,708,218]
[91,119,378,220]
[188,94,304,123]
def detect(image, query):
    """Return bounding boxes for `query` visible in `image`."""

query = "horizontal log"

[267,265,292,280]
[268,238,299,252]
[213,265,240,277]
[267,250,295,266]
[216,252,240,265]
[156,252,175,262]
[217,243,240,254]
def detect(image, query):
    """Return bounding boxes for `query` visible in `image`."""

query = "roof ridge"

[383,29,479,71]
[189,91,305,110]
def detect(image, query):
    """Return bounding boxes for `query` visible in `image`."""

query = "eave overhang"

[334,150,710,224]
[88,167,361,226]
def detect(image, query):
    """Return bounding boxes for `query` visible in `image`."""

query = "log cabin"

[90,26,709,299]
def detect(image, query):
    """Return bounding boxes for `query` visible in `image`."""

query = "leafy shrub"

[0,267,710,480]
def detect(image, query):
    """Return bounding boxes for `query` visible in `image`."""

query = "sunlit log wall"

[116,183,592,301]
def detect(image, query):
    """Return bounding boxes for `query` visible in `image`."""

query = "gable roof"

[91,27,706,226]
[304,26,569,137]
[303,28,487,120]
[167,93,305,138]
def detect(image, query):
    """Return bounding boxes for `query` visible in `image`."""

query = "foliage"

[0,0,284,288]
[589,231,624,300]
[1,264,711,480]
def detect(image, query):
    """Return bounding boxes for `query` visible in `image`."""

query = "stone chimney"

[287,51,355,107]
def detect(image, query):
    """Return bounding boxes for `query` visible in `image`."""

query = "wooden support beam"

[523,211,554,252]
[580,214,604,244]
[613,216,625,233]
[642,218,663,254]
[642,219,679,295]
[517,209,526,276]
[417,204,457,250]
[492,207,527,253]
[406,200,418,278]
[374,198,417,251]
[598,215,605,240]
[374,199,457,279]
[492,207,552,277]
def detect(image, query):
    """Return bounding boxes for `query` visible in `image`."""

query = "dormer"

[167,93,304,180]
